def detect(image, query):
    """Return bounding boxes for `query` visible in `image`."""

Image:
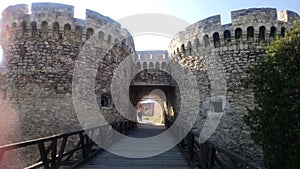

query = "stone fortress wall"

[0,3,299,167]
[168,8,300,162]
[0,2,135,146]
[169,8,298,56]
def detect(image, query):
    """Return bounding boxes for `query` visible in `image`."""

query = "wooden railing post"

[124,121,128,133]
[188,133,194,162]
[50,139,57,168]
[207,143,216,169]
[38,142,50,169]
[200,142,208,169]
[123,121,126,133]
[119,122,123,134]
[180,138,185,151]
[79,132,86,159]
[55,136,68,169]
[0,150,4,161]
[126,121,129,133]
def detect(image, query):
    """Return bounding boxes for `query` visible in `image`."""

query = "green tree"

[244,21,300,169]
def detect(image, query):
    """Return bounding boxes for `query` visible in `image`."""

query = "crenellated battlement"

[0,2,134,55]
[169,8,300,58]
[134,50,169,71]
[135,50,168,61]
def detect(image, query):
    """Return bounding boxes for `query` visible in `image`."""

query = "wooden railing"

[0,120,137,169]
[165,117,265,169]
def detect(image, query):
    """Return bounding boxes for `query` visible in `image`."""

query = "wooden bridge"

[0,120,265,169]
[76,123,190,169]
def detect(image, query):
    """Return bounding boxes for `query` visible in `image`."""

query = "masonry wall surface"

[0,3,134,167]
[168,8,300,163]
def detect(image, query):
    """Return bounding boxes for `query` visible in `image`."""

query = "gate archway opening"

[129,70,179,126]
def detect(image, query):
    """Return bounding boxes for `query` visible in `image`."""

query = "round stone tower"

[168,8,299,162]
[0,2,135,145]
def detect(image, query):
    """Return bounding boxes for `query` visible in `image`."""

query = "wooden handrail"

[165,117,266,169]
[0,120,137,169]
[0,130,83,151]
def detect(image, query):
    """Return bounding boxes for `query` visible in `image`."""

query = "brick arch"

[21,21,27,37]
[41,21,48,40]
[107,34,112,43]
[213,32,220,48]
[281,26,286,37]
[155,62,160,70]
[149,62,154,69]
[86,28,94,40]
[162,62,167,70]
[235,28,242,43]
[64,24,71,41]
[136,62,141,70]
[224,30,231,43]
[258,26,266,42]
[31,21,37,36]
[98,31,105,40]
[53,22,60,40]
[203,34,210,48]
[270,26,276,40]
[247,26,254,42]
[143,62,147,69]
[75,26,82,43]
[181,44,185,54]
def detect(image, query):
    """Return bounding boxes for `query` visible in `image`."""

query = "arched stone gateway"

[130,51,178,135]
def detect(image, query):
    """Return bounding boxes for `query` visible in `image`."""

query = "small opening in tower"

[136,62,141,71]
[258,26,266,42]
[213,32,220,48]
[101,94,112,108]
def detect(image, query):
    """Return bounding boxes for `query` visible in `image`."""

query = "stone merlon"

[1,4,29,21]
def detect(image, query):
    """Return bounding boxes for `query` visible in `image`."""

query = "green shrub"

[244,21,300,169]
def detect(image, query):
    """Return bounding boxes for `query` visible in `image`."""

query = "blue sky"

[0,0,300,59]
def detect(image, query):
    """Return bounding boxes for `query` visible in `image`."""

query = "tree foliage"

[244,21,300,169]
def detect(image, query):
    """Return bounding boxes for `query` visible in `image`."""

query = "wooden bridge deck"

[75,123,190,169]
